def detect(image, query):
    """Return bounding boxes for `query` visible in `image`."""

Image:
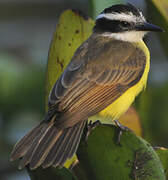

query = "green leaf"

[146,0,168,57]
[155,147,168,179]
[77,124,165,180]
[88,0,124,19]
[27,167,77,180]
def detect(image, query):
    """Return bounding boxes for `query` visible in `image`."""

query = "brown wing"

[48,35,146,128]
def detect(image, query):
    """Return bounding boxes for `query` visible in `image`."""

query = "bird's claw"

[114,120,132,145]
[85,120,101,142]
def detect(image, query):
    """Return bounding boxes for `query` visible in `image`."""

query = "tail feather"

[18,122,53,169]
[58,121,85,166]
[10,121,45,161]
[42,128,69,168]
[18,132,44,169]
[54,122,80,166]
[67,121,86,159]
[10,118,86,169]
[29,126,62,169]
[53,126,76,166]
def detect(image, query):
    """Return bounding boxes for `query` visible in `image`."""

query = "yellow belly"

[89,40,150,123]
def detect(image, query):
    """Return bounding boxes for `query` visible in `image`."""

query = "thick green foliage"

[27,167,77,180]
[77,125,165,180]
[155,147,168,178]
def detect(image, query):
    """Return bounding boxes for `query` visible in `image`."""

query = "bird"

[10,3,163,170]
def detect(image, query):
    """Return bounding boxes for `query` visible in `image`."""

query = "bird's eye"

[122,22,129,26]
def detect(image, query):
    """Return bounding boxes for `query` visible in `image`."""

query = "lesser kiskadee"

[10,3,163,169]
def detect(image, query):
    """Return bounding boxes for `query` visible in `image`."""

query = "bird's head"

[94,3,163,42]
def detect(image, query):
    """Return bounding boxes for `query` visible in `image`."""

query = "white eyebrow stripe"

[96,12,145,23]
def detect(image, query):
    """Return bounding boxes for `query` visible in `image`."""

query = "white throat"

[102,31,147,42]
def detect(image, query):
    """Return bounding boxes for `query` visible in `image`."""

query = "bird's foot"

[114,120,132,145]
[85,120,101,142]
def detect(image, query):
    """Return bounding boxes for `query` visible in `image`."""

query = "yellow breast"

[89,40,150,123]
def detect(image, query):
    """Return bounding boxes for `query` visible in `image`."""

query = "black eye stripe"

[120,21,131,26]
[98,18,131,26]
[93,18,132,33]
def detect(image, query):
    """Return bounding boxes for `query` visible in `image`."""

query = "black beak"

[135,22,164,32]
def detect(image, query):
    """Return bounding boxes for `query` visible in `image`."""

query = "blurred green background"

[0,0,168,179]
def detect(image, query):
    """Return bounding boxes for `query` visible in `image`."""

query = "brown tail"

[10,118,86,170]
